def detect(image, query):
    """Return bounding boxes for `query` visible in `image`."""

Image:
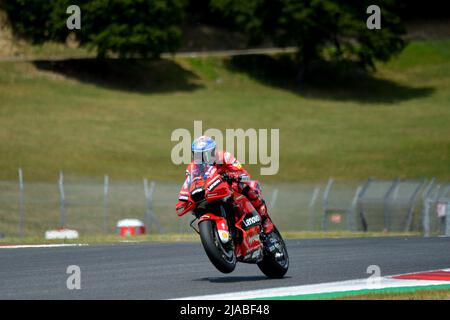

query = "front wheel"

[199,220,236,273]
[257,227,289,278]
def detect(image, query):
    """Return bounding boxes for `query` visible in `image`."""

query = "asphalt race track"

[1,237,450,299]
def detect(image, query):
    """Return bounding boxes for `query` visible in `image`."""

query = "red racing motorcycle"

[176,164,289,278]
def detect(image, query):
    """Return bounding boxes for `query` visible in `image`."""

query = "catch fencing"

[0,169,449,238]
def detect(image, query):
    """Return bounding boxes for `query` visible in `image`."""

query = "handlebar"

[220,173,241,185]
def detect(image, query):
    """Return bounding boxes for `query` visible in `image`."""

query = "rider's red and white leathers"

[180,150,274,234]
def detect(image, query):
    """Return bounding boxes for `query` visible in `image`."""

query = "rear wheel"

[257,227,289,278]
[199,220,236,273]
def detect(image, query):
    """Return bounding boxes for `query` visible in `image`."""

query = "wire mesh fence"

[0,170,449,238]
[422,180,450,237]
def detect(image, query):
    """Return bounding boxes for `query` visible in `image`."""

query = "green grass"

[0,39,449,183]
[336,288,450,300]
[0,231,419,245]
[0,233,199,245]
[259,284,450,300]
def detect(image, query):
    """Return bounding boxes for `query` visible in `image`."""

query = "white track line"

[175,274,450,300]
[0,244,88,249]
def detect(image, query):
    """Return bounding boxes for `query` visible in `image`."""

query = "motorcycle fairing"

[232,193,263,263]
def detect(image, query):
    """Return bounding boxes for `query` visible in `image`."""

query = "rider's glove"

[221,173,240,185]
[221,173,231,185]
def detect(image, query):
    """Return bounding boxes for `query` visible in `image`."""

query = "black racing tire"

[199,220,236,274]
[257,228,289,278]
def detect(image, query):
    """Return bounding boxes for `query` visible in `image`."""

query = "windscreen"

[187,164,214,189]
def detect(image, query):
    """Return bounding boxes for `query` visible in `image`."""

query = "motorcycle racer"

[179,135,275,236]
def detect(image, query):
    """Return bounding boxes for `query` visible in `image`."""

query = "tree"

[210,0,406,81]
[2,0,187,58]
[0,0,55,44]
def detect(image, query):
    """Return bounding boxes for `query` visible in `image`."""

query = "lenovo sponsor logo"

[243,215,261,228]
[207,178,221,192]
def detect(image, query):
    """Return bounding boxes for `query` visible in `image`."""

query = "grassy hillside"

[0,39,449,183]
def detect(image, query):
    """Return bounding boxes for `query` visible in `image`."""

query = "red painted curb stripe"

[392,270,450,281]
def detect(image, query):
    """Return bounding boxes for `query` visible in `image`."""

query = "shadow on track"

[194,275,292,283]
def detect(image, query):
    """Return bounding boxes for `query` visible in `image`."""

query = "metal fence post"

[383,178,400,232]
[308,187,320,230]
[18,168,25,237]
[144,179,162,233]
[422,178,436,237]
[322,178,334,230]
[446,199,450,237]
[357,178,373,232]
[443,198,450,237]
[103,175,109,233]
[58,171,65,228]
[404,179,426,232]
[143,178,151,229]
[349,186,362,231]
[423,199,431,237]
[269,188,279,213]
[439,186,450,234]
